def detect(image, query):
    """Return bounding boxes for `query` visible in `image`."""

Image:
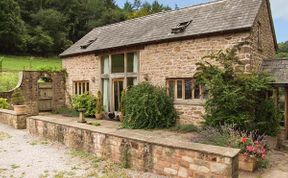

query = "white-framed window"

[166,78,208,100]
[73,81,89,95]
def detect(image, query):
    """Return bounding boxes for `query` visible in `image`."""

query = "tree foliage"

[276,41,288,58]
[195,43,281,136]
[0,0,171,56]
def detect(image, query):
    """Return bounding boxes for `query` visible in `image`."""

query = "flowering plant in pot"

[239,132,268,172]
[95,91,103,120]
[11,89,27,115]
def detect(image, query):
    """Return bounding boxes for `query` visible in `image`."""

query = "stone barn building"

[60,0,277,125]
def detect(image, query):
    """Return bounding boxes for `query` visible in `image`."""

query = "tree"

[276,41,288,58]
[0,0,27,54]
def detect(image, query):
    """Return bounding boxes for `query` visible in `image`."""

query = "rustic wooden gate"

[38,82,53,111]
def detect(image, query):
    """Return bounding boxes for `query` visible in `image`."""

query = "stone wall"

[0,109,27,129]
[0,71,66,115]
[62,54,101,105]
[27,116,240,178]
[249,0,276,71]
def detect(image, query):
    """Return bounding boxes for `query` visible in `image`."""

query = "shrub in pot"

[95,91,103,120]
[72,93,96,117]
[11,89,26,115]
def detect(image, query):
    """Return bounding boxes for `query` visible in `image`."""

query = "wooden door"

[38,82,53,111]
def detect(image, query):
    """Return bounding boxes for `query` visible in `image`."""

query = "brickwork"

[27,117,240,178]
[62,0,276,125]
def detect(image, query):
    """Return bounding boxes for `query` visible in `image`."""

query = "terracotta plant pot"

[95,113,103,120]
[13,105,27,115]
[239,155,256,172]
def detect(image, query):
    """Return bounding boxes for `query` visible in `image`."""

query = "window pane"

[177,80,183,99]
[102,55,109,74]
[102,79,110,112]
[194,83,201,99]
[127,77,137,88]
[168,81,175,98]
[203,85,209,99]
[112,54,124,73]
[185,80,192,99]
[127,53,138,73]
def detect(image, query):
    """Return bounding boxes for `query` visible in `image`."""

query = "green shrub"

[0,98,9,109]
[0,72,19,92]
[72,93,96,117]
[195,43,280,136]
[122,82,177,129]
[11,88,25,105]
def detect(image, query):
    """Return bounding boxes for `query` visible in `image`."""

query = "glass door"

[113,79,124,111]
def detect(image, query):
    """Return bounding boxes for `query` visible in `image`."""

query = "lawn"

[0,55,62,92]
[0,55,61,71]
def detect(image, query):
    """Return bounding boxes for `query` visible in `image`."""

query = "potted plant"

[95,91,103,120]
[11,88,27,115]
[239,136,267,172]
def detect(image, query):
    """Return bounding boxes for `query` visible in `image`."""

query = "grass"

[0,131,11,141]
[0,55,61,71]
[169,124,200,133]
[0,54,62,92]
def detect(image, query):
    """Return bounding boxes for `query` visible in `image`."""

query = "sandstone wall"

[27,117,240,178]
[0,109,27,129]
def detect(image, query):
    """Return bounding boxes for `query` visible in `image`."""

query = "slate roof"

[60,0,264,57]
[261,59,288,85]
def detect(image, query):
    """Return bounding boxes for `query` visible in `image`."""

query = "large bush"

[195,43,280,136]
[122,82,177,129]
[72,93,96,117]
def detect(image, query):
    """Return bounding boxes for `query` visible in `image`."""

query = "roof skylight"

[171,20,192,34]
[80,38,97,49]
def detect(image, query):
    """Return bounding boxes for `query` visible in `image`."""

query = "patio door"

[113,79,124,111]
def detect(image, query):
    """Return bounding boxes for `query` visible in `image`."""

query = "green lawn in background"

[0,55,62,92]
[0,55,62,71]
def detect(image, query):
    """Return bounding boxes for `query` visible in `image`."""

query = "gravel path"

[0,123,166,178]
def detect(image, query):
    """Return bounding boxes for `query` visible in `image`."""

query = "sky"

[116,0,287,43]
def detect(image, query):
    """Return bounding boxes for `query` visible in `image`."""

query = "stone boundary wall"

[0,109,27,129]
[27,116,240,178]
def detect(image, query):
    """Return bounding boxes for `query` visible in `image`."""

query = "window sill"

[174,99,206,106]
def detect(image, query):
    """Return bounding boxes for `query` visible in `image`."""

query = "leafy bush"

[195,43,280,136]
[72,93,96,117]
[11,88,25,105]
[122,82,177,129]
[0,98,9,109]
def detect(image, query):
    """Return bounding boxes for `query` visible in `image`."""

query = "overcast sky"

[116,0,288,43]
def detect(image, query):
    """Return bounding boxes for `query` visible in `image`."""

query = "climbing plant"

[195,43,281,136]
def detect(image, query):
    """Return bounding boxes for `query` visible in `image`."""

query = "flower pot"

[95,113,103,120]
[239,155,256,172]
[13,105,27,115]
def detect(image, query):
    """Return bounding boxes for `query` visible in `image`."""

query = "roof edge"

[60,26,251,58]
